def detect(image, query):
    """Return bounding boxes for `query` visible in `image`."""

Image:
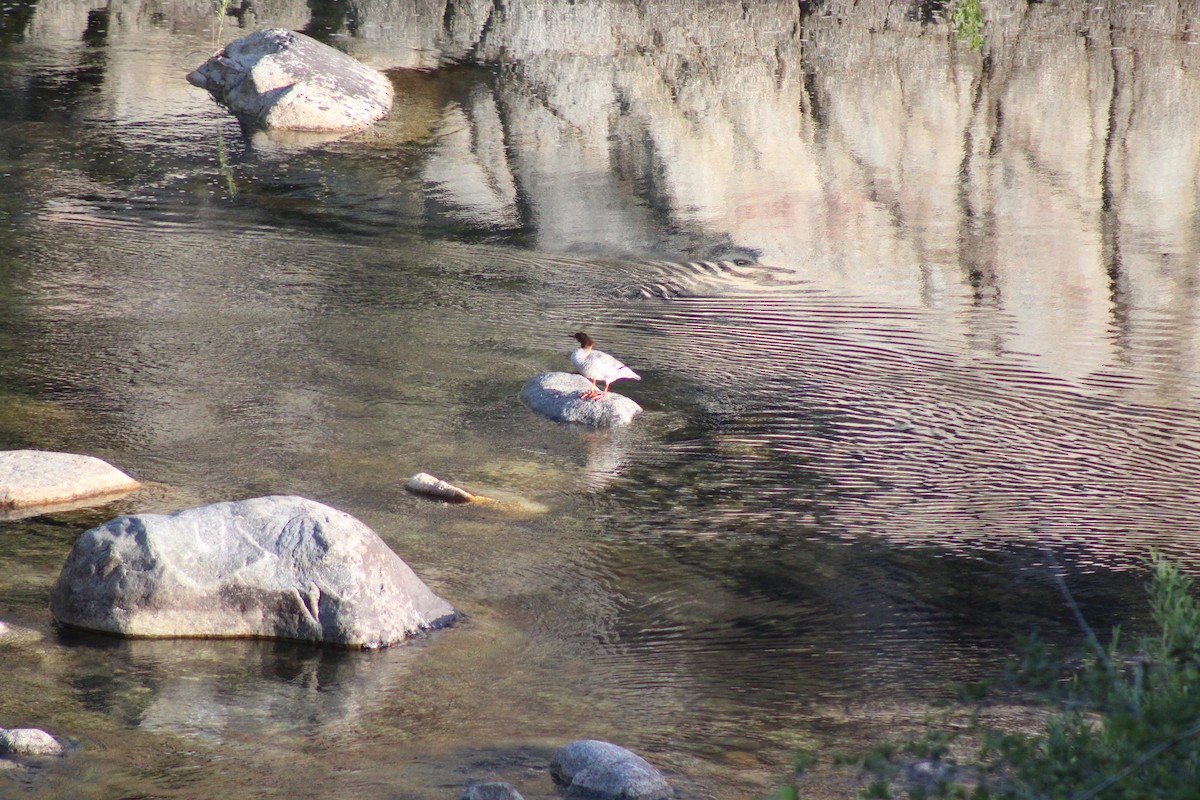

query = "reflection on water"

[59,631,422,738]
[2,0,1200,797]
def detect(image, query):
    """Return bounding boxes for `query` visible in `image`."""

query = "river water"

[2,0,1200,797]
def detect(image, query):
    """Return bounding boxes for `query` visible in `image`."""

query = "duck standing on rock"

[571,332,641,400]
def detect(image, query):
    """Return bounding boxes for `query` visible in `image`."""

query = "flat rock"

[0,728,63,757]
[0,450,140,514]
[459,782,525,800]
[520,373,642,428]
[550,739,673,800]
[187,28,394,132]
[50,495,458,649]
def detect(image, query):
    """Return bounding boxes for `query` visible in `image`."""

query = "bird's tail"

[616,366,641,381]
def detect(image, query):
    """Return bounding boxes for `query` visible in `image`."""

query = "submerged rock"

[0,619,42,644]
[520,373,642,428]
[459,782,525,800]
[0,728,63,757]
[550,739,673,800]
[50,495,458,648]
[0,450,140,516]
[187,29,394,132]
[405,472,490,503]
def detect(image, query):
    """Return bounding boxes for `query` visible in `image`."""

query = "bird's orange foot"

[579,389,601,400]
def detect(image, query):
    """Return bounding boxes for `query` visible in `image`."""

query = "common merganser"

[571,332,641,400]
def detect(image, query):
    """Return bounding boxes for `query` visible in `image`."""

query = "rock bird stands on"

[571,332,641,400]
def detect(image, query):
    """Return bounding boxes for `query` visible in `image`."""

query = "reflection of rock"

[0,450,140,518]
[69,635,422,740]
[576,428,639,493]
[550,739,672,800]
[521,373,642,428]
[0,728,63,757]
[187,29,394,131]
[51,496,458,648]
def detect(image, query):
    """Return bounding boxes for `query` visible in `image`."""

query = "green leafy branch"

[950,0,985,50]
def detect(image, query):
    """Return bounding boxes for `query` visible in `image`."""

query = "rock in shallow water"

[520,372,642,428]
[459,781,525,800]
[50,495,458,648]
[0,619,41,644]
[405,472,484,503]
[0,450,139,514]
[0,728,63,757]
[550,739,673,800]
[187,28,394,132]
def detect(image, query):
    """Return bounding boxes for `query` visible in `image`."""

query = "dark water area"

[1,0,1200,797]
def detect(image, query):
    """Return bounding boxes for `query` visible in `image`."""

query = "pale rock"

[0,728,63,757]
[0,450,140,515]
[405,473,487,503]
[50,495,458,649]
[187,29,394,132]
[520,373,642,427]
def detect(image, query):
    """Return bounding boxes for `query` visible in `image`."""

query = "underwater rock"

[520,373,642,428]
[0,728,63,757]
[550,739,673,800]
[50,495,458,648]
[187,29,394,132]
[459,781,526,800]
[0,450,139,516]
[0,619,42,644]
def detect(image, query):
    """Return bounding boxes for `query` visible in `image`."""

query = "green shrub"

[777,554,1200,798]
[950,0,985,50]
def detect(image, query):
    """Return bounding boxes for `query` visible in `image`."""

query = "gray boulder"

[50,495,458,649]
[459,782,525,800]
[0,728,63,757]
[0,450,139,516]
[520,373,642,427]
[187,29,394,132]
[550,740,673,800]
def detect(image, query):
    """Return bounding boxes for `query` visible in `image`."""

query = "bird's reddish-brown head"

[573,332,594,348]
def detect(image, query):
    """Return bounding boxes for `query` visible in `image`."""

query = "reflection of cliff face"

[11,0,1200,392]
[419,0,1200,388]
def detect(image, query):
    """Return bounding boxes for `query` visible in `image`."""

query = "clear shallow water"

[2,2,1200,798]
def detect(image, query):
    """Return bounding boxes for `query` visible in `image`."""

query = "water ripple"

[577,284,1200,574]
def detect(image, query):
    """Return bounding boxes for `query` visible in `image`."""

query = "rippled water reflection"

[2,1,1200,797]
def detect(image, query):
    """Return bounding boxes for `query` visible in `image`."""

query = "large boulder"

[520,373,642,427]
[550,740,673,800]
[50,496,457,649]
[187,29,394,132]
[0,450,139,516]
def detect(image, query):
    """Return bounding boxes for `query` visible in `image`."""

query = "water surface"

[2,1,1200,797]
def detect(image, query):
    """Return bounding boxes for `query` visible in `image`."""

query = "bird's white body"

[570,333,640,399]
[571,347,640,385]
